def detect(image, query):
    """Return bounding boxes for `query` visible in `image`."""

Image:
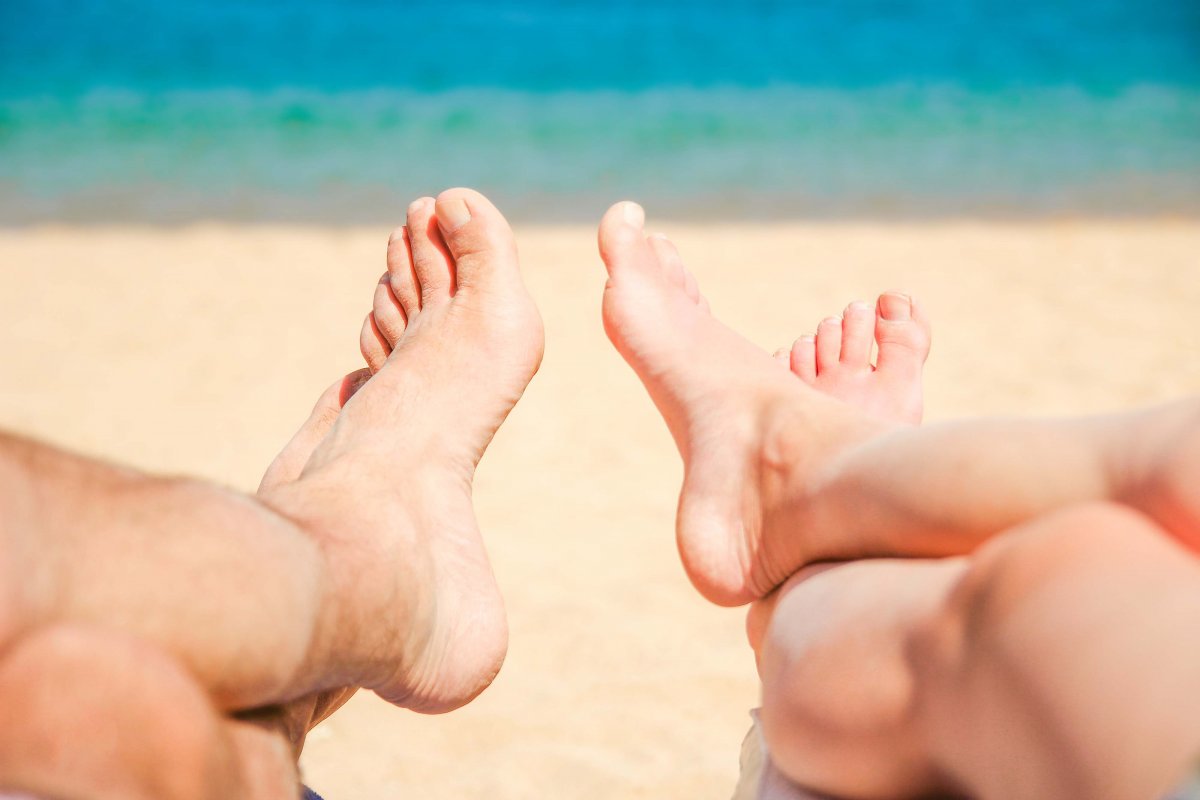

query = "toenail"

[879,293,913,321]
[407,199,426,216]
[849,301,872,314]
[437,197,472,232]
[621,201,644,227]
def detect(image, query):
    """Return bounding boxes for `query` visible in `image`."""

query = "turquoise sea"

[1,0,1197,222]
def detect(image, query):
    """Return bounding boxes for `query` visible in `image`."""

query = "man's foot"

[772,294,931,425]
[255,371,379,747]
[257,370,371,493]
[262,188,543,713]
[597,201,894,606]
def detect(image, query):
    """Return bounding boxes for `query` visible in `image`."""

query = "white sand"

[1,220,1197,798]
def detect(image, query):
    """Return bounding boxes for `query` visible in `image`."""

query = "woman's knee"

[911,502,1200,799]
[953,502,1180,628]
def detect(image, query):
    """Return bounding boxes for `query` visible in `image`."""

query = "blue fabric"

[301,787,325,800]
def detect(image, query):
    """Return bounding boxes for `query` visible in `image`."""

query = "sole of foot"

[597,201,932,606]
[264,188,543,713]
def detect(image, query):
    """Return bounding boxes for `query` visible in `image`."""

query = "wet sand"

[1,220,1197,798]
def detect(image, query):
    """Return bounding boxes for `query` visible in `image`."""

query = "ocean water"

[1,0,1197,222]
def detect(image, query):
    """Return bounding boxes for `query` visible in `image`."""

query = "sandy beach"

[1,219,1197,798]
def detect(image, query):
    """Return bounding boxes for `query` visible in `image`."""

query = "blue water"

[1,0,1198,222]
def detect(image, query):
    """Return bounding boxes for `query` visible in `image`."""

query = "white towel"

[731,709,831,800]
[732,708,1200,800]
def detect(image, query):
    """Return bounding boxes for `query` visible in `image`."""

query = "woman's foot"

[597,201,912,606]
[773,294,931,425]
[262,188,544,713]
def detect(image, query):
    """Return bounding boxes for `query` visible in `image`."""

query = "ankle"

[258,475,430,691]
[755,390,892,561]
[757,385,889,475]
[1116,399,1200,547]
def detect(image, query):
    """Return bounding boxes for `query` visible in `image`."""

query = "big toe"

[874,292,931,377]
[597,201,663,284]
[434,188,520,293]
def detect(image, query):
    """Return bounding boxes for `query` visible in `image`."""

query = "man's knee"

[0,626,247,800]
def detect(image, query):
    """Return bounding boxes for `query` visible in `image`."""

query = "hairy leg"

[253,373,371,755]
[0,431,329,708]
[755,503,1200,800]
[261,188,544,712]
[0,626,297,800]
[0,375,366,798]
[0,188,544,714]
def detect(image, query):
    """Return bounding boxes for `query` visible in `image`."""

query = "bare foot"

[597,201,889,606]
[772,294,931,425]
[255,371,378,751]
[742,300,932,793]
[258,370,371,493]
[262,188,543,713]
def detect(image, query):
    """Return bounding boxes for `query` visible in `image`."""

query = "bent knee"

[970,501,1189,593]
[0,626,234,800]
[914,502,1200,799]
[913,502,1194,678]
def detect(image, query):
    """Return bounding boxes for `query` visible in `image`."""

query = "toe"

[875,292,932,377]
[815,317,842,374]
[433,188,520,293]
[773,347,790,367]
[790,335,817,383]
[338,367,373,405]
[649,233,686,289]
[647,230,703,304]
[386,225,421,317]
[372,273,407,346]
[839,301,875,368]
[681,267,702,305]
[359,312,391,373]
[406,197,456,304]
[597,201,663,285]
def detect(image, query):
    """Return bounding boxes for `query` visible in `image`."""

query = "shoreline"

[4,199,1199,227]
[5,213,1200,231]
